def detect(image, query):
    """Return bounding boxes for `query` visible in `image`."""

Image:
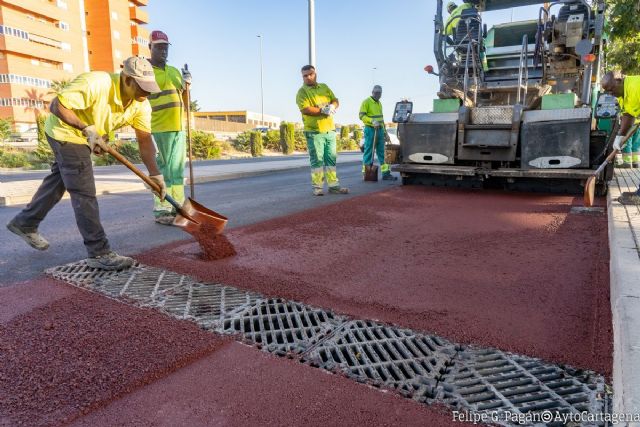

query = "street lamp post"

[372,67,377,85]
[257,34,264,128]
[308,0,316,66]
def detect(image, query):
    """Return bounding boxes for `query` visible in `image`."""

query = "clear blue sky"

[147,1,540,125]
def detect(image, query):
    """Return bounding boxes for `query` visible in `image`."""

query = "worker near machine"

[147,30,191,225]
[359,85,396,181]
[602,71,640,205]
[6,56,165,270]
[296,65,349,196]
[445,0,473,36]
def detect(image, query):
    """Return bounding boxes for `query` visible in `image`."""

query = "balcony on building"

[130,0,148,6]
[2,0,66,22]
[129,6,148,24]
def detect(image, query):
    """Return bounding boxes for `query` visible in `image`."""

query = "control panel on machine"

[595,94,619,118]
[392,101,413,123]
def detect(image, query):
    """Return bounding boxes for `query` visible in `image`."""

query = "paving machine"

[392,0,618,194]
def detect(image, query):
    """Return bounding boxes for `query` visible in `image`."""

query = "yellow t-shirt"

[619,76,640,118]
[296,83,337,133]
[149,64,184,133]
[45,72,152,145]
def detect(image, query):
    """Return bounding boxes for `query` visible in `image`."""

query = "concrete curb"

[0,161,361,207]
[607,175,640,426]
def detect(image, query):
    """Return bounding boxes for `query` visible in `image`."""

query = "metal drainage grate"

[222,298,343,354]
[303,320,456,401]
[45,260,139,287]
[440,348,606,425]
[153,282,262,329]
[93,267,196,303]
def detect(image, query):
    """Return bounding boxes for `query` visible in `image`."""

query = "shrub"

[0,148,30,168]
[0,117,12,143]
[191,130,221,160]
[93,141,142,166]
[263,130,280,151]
[250,131,263,157]
[340,126,350,139]
[232,131,252,152]
[294,129,308,151]
[280,122,295,154]
[337,138,358,152]
[353,127,363,142]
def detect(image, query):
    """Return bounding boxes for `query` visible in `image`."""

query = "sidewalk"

[608,167,640,422]
[0,153,362,207]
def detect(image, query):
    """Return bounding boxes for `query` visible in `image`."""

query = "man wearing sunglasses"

[6,56,166,270]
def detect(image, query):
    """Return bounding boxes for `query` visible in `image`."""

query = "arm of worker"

[613,113,636,150]
[135,128,166,200]
[359,99,373,126]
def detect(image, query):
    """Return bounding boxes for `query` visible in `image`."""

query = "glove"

[320,105,331,115]
[613,135,624,151]
[82,125,107,155]
[148,174,167,200]
[181,68,192,86]
[328,104,337,115]
[372,120,382,128]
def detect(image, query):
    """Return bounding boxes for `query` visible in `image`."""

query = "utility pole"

[257,34,264,127]
[372,67,377,85]
[308,0,316,66]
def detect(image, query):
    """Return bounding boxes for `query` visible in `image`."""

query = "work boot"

[86,251,134,271]
[154,213,175,226]
[6,220,50,251]
[617,192,640,206]
[328,186,349,194]
[313,188,324,196]
[382,174,398,181]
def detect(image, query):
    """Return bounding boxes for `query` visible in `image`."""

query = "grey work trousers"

[12,135,111,257]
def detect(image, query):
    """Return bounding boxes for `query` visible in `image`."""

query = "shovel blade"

[583,176,596,207]
[364,165,379,182]
[172,198,228,237]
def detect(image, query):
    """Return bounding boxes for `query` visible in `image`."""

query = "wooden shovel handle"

[593,123,640,177]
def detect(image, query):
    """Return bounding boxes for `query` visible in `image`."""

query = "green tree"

[250,131,263,157]
[32,113,54,165]
[190,130,221,159]
[280,122,295,154]
[0,117,12,143]
[264,130,280,151]
[189,99,201,112]
[340,126,350,139]
[606,0,640,73]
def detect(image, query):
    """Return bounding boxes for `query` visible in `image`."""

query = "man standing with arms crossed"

[6,56,165,270]
[602,71,640,205]
[296,65,349,196]
[147,30,192,224]
[359,85,396,181]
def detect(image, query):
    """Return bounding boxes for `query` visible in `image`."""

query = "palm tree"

[189,99,201,112]
[48,79,71,96]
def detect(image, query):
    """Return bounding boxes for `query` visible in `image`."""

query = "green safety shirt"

[445,3,473,36]
[45,72,151,145]
[148,64,184,133]
[296,83,337,133]
[359,96,384,128]
[618,76,640,119]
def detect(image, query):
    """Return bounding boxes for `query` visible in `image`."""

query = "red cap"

[150,30,170,45]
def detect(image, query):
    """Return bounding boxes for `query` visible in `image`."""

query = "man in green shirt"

[359,85,396,181]
[296,65,349,196]
[6,56,165,270]
[147,30,191,225]
[602,71,640,205]
[445,1,473,36]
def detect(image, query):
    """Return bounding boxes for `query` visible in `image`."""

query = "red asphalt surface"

[0,186,612,426]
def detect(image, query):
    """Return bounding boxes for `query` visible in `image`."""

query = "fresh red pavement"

[70,341,471,427]
[0,279,226,427]
[138,186,612,376]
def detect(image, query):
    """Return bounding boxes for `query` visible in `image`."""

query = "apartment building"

[195,111,282,130]
[0,0,150,132]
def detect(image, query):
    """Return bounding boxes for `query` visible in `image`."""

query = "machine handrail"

[517,34,529,105]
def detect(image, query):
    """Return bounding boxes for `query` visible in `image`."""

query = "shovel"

[104,144,228,237]
[364,126,379,182]
[583,123,640,207]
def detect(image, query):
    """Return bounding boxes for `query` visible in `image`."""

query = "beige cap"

[122,56,161,94]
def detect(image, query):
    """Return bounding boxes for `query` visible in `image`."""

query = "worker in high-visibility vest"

[296,65,349,196]
[147,30,192,225]
[359,85,396,180]
[602,71,640,205]
[445,1,473,36]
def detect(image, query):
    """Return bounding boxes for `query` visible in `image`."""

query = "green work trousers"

[362,126,391,176]
[153,131,186,216]
[622,127,640,165]
[304,130,340,190]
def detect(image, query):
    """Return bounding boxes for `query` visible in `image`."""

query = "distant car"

[253,127,270,133]
[359,127,399,152]
[10,127,38,143]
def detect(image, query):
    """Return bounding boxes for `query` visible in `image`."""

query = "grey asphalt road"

[1,162,398,285]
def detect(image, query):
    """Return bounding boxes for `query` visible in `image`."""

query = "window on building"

[113,30,120,40]
[61,42,71,50]
[114,49,122,59]
[63,63,73,72]
[58,21,70,31]
[57,0,68,10]
[111,11,118,20]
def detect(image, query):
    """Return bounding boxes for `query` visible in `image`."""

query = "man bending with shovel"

[6,56,166,270]
[602,71,640,205]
